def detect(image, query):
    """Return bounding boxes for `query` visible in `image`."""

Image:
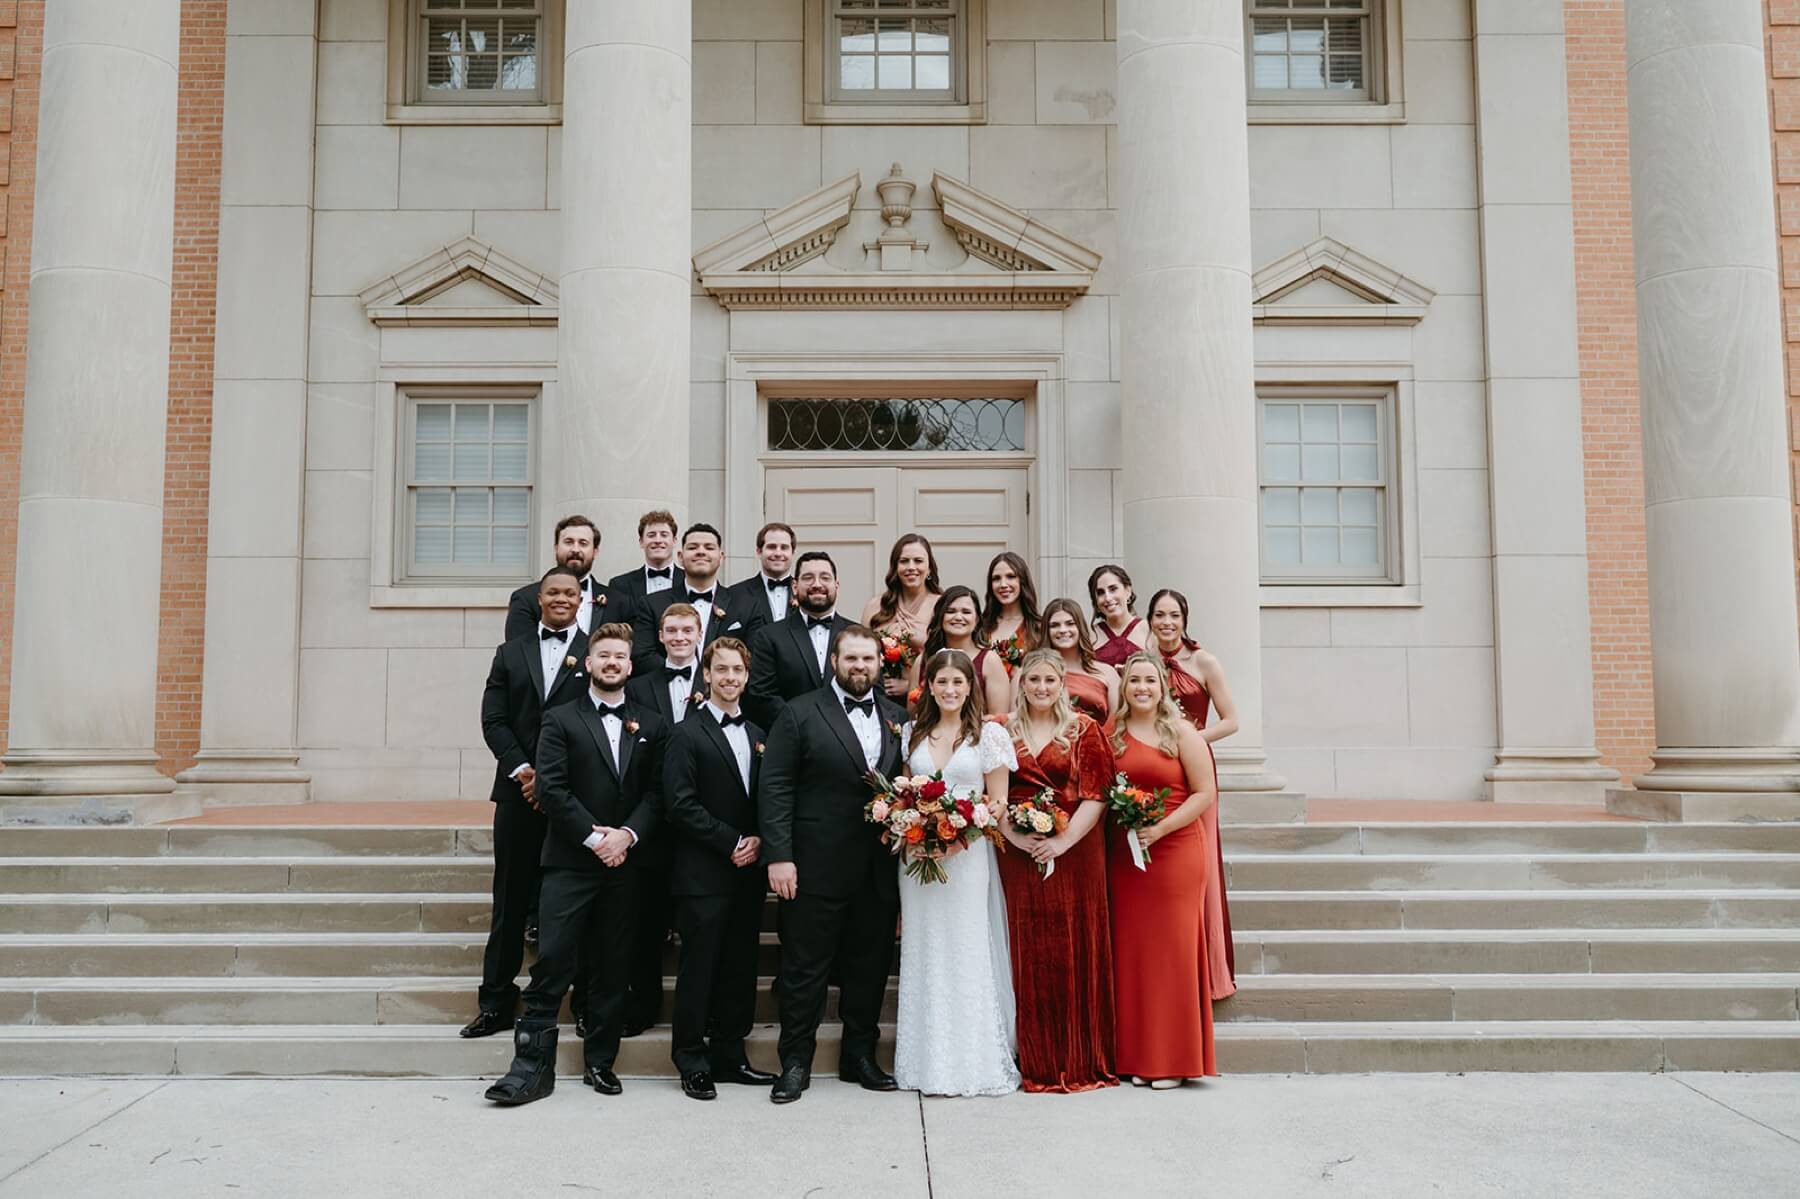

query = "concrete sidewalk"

[1,1073,1795,1197]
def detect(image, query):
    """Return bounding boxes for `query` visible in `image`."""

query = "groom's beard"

[835,665,876,697]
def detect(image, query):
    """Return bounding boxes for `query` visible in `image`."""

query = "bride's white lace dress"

[893,720,1020,1097]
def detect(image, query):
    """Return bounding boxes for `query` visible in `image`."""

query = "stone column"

[0,3,184,820]
[175,0,318,808]
[1471,0,1616,803]
[1115,0,1288,804]
[1612,0,1800,818]
[552,6,692,578]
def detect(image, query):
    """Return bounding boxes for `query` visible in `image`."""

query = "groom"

[757,623,905,1104]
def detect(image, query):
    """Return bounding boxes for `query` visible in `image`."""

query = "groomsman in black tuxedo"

[484,623,670,1107]
[632,523,747,673]
[505,513,637,641]
[721,521,797,635]
[609,509,685,601]
[619,601,707,1035]
[664,636,779,1099]
[463,566,590,1040]
[759,624,905,1103]
[745,550,853,729]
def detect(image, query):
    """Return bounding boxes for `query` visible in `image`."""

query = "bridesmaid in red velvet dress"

[1087,564,1149,668]
[997,649,1118,1092]
[1040,597,1120,723]
[1147,588,1238,1001]
[1106,651,1218,1087]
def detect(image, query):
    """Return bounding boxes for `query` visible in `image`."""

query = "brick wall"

[1767,1,1800,625]
[155,1,227,774]
[1564,0,1655,780]
[0,0,38,766]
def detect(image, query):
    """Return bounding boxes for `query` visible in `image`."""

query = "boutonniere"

[564,655,577,670]
[688,691,707,706]
[714,603,728,620]
[887,720,904,738]
[754,742,766,756]
[595,593,607,607]
[625,719,640,735]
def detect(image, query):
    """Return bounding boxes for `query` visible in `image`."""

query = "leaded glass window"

[768,397,1025,453]
[1248,0,1375,101]
[1257,393,1393,580]
[417,0,543,103]
[404,395,534,579]
[830,0,962,103]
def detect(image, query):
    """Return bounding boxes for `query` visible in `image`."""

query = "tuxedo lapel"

[580,702,621,779]
[617,704,639,779]
[546,634,584,699]
[698,708,749,800]
[878,706,900,774]
[521,636,547,703]
[821,696,873,777]
[788,616,823,685]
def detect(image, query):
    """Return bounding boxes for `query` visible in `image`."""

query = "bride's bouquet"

[1105,772,1168,870]
[1007,788,1069,878]
[866,769,993,885]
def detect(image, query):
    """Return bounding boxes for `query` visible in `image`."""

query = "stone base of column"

[0,750,196,824]
[1213,747,1304,822]
[1606,748,1800,821]
[175,751,312,808]
[1485,750,1618,805]
[1606,788,1800,823]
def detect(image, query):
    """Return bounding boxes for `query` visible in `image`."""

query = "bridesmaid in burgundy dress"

[1147,588,1238,1000]
[921,585,1011,716]
[1106,651,1218,1086]
[1087,564,1148,668]
[1040,597,1119,722]
[997,649,1118,1092]
[977,551,1042,676]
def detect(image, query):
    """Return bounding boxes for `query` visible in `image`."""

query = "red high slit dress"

[1161,653,1237,1000]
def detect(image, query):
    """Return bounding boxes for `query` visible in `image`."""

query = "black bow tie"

[595,701,626,719]
[663,664,692,681]
[540,626,569,641]
[687,590,714,605]
[842,695,874,717]
[717,712,746,728]
[646,567,671,579]
[806,615,835,631]
[767,576,792,590]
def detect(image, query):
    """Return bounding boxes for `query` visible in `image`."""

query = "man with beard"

[757,624,906,1103]
[463,565,590,1040]
[484,623,670,1107]
[722,521,797,634]
[744,550,852,729]
[506,514,637,640]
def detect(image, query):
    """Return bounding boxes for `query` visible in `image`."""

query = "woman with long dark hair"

[977,551,1042,677]
[861,533,942,701]
[921,584,1010,716]
[1039,596,1119,722]
[1087,564,1148,667]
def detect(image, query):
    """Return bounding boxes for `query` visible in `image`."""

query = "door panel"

[764,466,896,617]
[900,467,1028,596]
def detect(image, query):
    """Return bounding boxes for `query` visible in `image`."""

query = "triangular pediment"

[693,168,1100,311]
[360,237,558,327]
[1252,237,1435,326]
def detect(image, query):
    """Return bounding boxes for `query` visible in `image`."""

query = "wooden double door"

[764,465,1028,617]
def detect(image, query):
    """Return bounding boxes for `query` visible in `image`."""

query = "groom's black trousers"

[521,864,640,1070]
[775,872,897,1071]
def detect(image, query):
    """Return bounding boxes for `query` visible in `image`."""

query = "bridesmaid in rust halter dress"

[1147,588,1238,1000]
[1106,651,1218,1086]
[997,649,1118,1092]
[1087,564,1148,668]
[1040,597,1120,722]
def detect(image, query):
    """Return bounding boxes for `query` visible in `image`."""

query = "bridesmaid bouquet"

[866,769,994,885]
[991,630,1028,673]
[1105,772,1168,870]
[879,632,919,680]
[1007,788,1069,879]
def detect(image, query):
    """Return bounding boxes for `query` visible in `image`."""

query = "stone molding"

[1252,236,1436,326]
[694,171,1100,311]
[359,236,557,327]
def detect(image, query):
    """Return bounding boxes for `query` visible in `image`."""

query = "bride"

[894,648,1020,1097]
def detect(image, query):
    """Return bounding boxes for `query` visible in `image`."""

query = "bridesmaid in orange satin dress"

[996,649,1118,1092]
[1087,564,1149,668]
[1106,651,1218,1087]
[1040,597,1120,723]
[1147,589,1238,1000]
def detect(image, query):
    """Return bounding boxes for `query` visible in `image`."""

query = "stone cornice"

[1251,236,1436,326]
[360,236,558,327]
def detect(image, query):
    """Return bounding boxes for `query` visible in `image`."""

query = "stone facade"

[0,0,1794,814]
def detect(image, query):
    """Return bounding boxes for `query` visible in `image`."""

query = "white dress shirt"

[830,679,882,771]
[707,701,753,792]
[643,564,675,595]
[581,691,638,850]
[762,574,791,623]
[684,584,718,640]
[663,658,697,723]
[574,575,601,633]
[537,623,575,701]
[807,612,836,676]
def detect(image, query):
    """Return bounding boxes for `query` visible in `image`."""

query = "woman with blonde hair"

[1105,651,1218,1088]
[996,649,1117,1092]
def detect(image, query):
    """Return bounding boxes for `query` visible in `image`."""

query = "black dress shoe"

[713,1063,779,1086]
[459,1009,513,1039]
[839,1056,898,1092]
[573,1012,589,1040]
[681,1071,717,1101]
[769,1063,810,1104]
[622,1019,652,1038]
[583,1066,622,1095]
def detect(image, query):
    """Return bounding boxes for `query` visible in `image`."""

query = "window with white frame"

[401,392,535,581]
[389,0,563,120]
[1247,0,1378,103]
[1257,390,1394,581]
[804,0,986,123]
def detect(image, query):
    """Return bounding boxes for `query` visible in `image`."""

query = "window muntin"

[768,397,1025,453]
[1248,0,1374,102]
[1258,393,1392,581]
[829,0,962,104]
[415,0,544,105]
[403,394,534,580]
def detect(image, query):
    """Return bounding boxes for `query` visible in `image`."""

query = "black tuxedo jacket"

[609,564,686,603]
[534,698,670,873]
[625,664,708,727]
[504,577,638,643]
[758,687,905,901]
[722,573,791,635]
[480,626,591,804]
[630,582,749,673]
[744,611,853,729]
[664,706,766,898]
